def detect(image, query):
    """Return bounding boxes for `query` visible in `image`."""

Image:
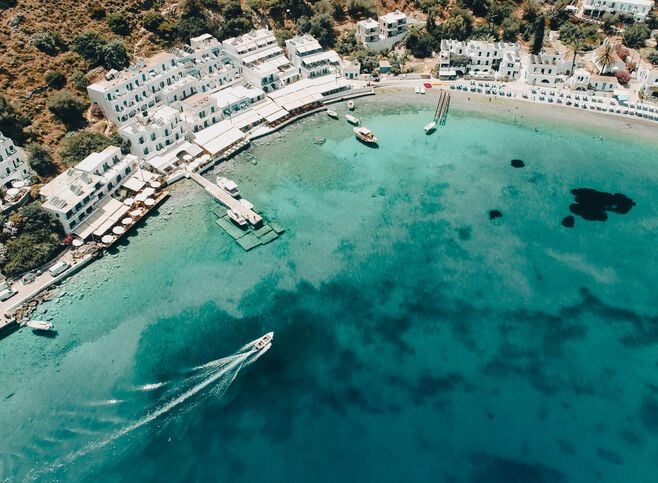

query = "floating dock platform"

[213,213,284,251]
[190,172,263,226]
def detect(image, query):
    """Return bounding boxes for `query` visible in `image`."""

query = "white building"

[637,64,658,98]
[40,146,137,233]
[569,68,592,90]
[439,40,521,79]
[222,29,300,93]
[88,52,185,125]
[213,85,266,119]
[341,60,361,79]
[285,35,341,78]
[357,10,408,52]
[179,93,221,134]
[119,105,185,159]
[0,132,30,188]
[524,49,569,86]
[581,0,654,22]
[88,35,240,126]
[589,74,619,92]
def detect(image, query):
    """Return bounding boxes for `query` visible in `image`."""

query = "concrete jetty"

[190,173,263,226]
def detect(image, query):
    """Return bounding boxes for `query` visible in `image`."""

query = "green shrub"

[26,143,58,177]
[57,131,113,166]
[47,91,87,127]
[107,12,132,36]
[45,71,66,89]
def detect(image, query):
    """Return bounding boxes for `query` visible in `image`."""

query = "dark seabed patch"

[596,448,624,466]
[489,210,503,220]
[470,453,567,483]
[561,215,575,228]
[511,159,525,168]
[569,188,635,222]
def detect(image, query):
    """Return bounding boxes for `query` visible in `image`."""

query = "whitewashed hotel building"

[637,64,658,98]
[0,132,30,188]
[523,49,569,86]
[285,35,341,78]
[580,0,655,22]
[119,105,185,159]
[222,29,300,92]
[357,10,408,52]
[439,40,521,78]
[40,146,137,233]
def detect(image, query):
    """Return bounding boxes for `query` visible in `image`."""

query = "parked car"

[48,261,70,277]
[21,272,36,285]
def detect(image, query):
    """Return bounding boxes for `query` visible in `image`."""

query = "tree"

[442,9,473,41]
[57,131,113,166]
[596,43,616,74]
[102,40,131,70]
[1,204,64,277]
[32,29,67,56]
[45,71,66,89]
[623,23,650,49]
[531,15,545,55]
[501,18,520,42]
[0,94,28,144]
[26,144,58,177]
[107,12,132,36]
[70,71,90,90]
[72,31,107,67]
[0,0,17,9]
[47,91,87,127]
[615,70,631,84]
[143,10,164,32]
[309,14,337,47]
[347,0,377,18]
[460,0,491,18]
[336,31,358,56]
[648,51,658,66]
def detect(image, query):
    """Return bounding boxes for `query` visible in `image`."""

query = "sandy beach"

[374,86,658,145]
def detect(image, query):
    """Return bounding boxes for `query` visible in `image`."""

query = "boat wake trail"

[34,334,272,477]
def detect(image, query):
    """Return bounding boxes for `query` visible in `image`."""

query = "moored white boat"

[239,198,254,210]
[216,177,240,197]
[345,114,360,125]
[26,320,54,331]
[424,121,436,133]
[347,100,355,110]
[415,86,421,94]
[420,86,426,94]
[227,209,248,227]
[353,126,378,145]
[326,109,338,119]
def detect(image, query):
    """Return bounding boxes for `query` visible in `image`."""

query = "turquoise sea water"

[2,96,658,482]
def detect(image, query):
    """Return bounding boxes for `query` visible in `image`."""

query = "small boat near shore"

[424,121,437,133]
[347,100,355,110]
[227,209,248,228]
[254,331,274,350]
[326,109,338,119]
[345,114,360,125]
[313,137,326,145]
[26,320,54,331]
[216,177,240,198]
[353,126,378,146]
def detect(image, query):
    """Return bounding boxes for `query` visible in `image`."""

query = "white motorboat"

[326,109,338,119]
[226,209,248,227]
[345,114,360,125]
[26,320,54,331]
[415,86,421,94]
[424,121,436,133]
[216,177,240,197]
[353,126,378,145]
[347,100,355,110]
[254,332,274,350]
[239,198,254,210]
[420,86,426,94]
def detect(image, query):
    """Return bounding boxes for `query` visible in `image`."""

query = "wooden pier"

[190,172,263,226]
[434,91,451,125]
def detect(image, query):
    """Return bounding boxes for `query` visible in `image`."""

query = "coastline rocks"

[561,216,575,228]
[489,210,503,220]
[511,159,525,168]
[569,188,635,221]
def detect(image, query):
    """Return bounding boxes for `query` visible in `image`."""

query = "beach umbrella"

[149,181,162,189]
[144,198,155,207]
[129,209,143,218]
[72,239,84,247]
[6,188,19,197]
[12,180,26,189]
[121,217,134,225]
[123,198,135,206]
[101,235,115,244]
[112,226,125,235]
[183,154,193,162]
[135,193,148,202]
